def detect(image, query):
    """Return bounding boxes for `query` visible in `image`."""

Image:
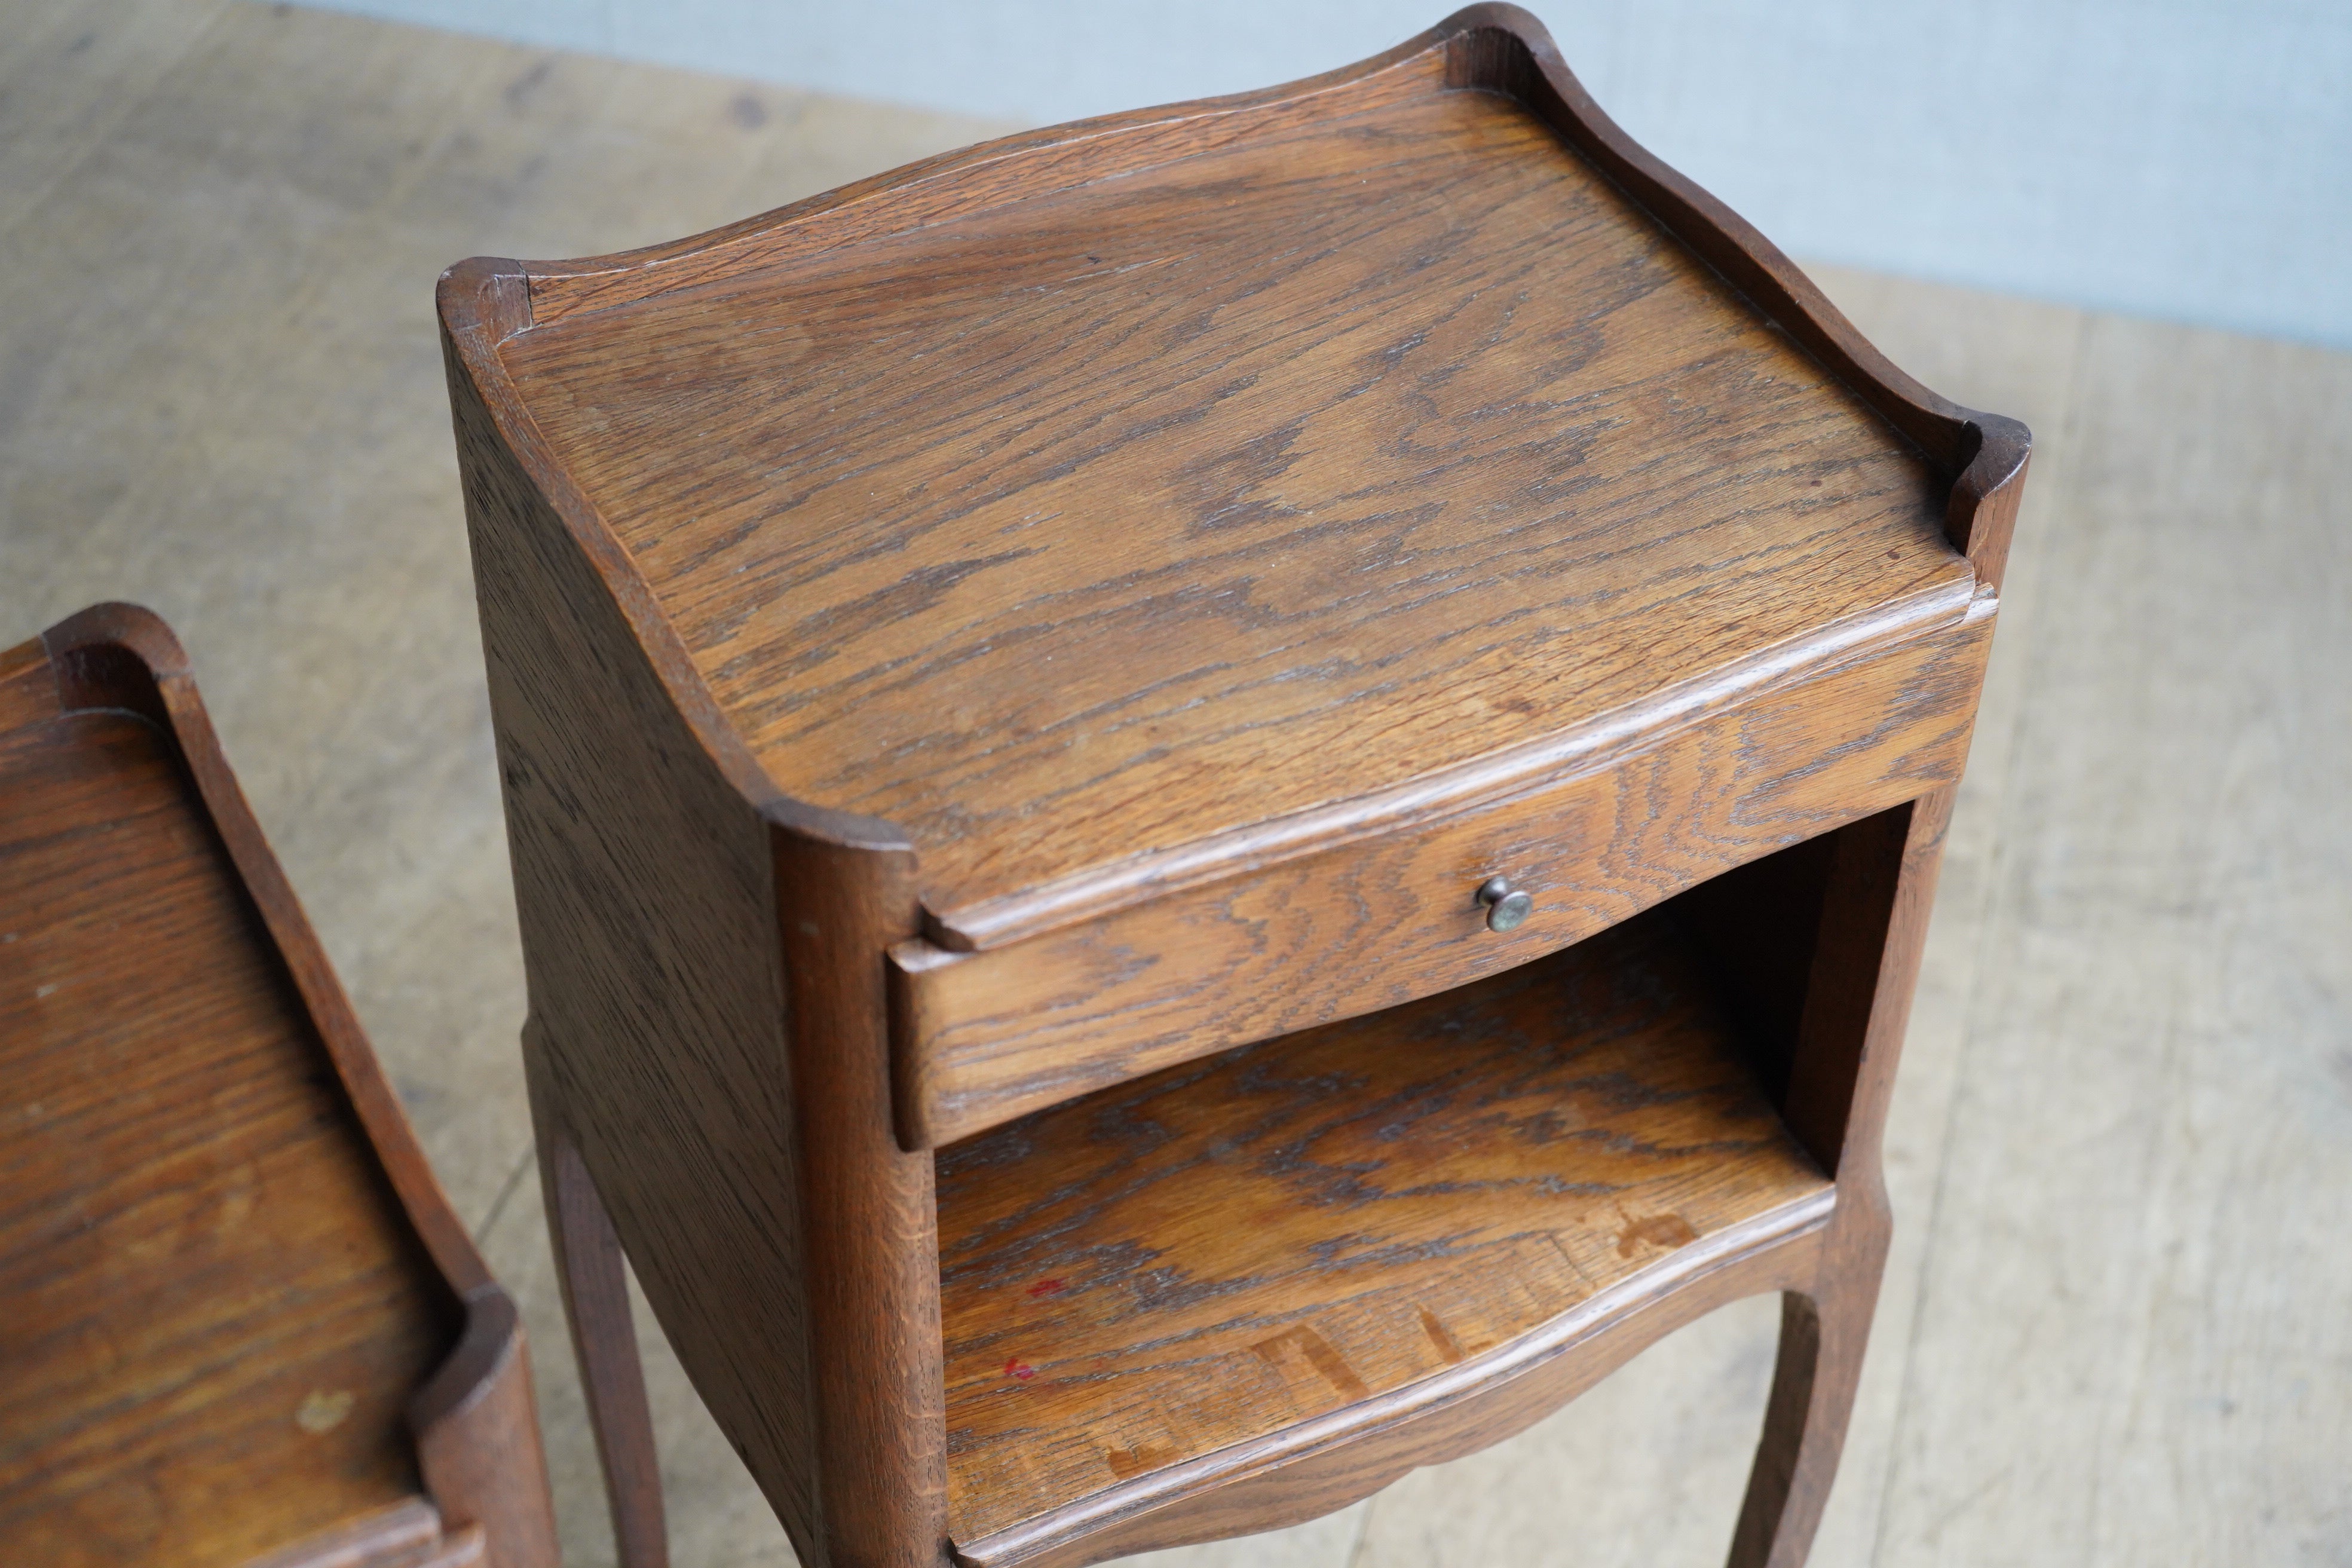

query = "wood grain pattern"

[956,1227,1824,1568]
[430,9,2031,1567]
[1436,13,2027,590]
[496,3,2026,610]
[895,598,1992,1146]
[0,670,444,1565]
[933,910,1832,1546]
[449,293,826,1556]
[22,5,2234,1566]
[512,37,1457,324]
[497,75,1965,934]
[0,610,559,1568]
[447,271,950,1568]
[770,829,950,1568]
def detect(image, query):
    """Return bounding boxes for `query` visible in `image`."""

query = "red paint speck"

[1027,1278,1067,1297]
[1004,1359,1035,1381]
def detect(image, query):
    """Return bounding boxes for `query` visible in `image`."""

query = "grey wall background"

[302,0,2352,350]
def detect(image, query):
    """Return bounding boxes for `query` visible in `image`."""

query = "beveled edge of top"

[435,4,2031,922]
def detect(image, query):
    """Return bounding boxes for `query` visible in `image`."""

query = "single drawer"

[890,599,1993,1149]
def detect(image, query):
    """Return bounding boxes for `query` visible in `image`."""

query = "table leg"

[1726,1193,1889,1568]
[525,1021,670,1568]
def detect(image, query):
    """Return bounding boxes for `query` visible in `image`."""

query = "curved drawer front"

[890,606,1992,1149]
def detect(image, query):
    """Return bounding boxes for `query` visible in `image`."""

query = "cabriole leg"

[1725,1207,1889,1568]
[524,1023,670,1568]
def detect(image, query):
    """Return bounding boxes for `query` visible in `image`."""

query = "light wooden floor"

[3,4,2345,1565]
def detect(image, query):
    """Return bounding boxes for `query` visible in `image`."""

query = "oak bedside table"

[1,605,559,1568]
[438,8,2028,1567]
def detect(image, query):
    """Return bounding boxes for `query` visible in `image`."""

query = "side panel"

[449,351,829,1552]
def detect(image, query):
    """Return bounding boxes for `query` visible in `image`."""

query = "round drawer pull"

[1475,876,1535,933]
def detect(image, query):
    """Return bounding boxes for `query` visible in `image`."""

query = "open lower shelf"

[933,907,1835,1544]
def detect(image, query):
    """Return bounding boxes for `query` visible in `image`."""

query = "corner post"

[1731,786,1955,1567]
[773,826,949,1568]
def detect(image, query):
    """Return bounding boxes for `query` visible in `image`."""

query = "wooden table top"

[0,635,452,1567]
[480,38,1977,942]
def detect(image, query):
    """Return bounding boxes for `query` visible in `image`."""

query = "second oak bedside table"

[439,8,2028,1567]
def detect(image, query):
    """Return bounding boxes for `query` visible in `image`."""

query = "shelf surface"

[933,909,1832,1542]
[494,63,1965,929]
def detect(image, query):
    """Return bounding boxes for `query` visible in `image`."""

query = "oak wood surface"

[770,828,950,1568]
[408,1285,561,1568]
[894,600,1992,1147]
[449,276,950,1568]
[426,10,2032,1567]
[956,1230,1824,1568]
[494,68,1968,936]
[0,609,559,1568]
[934,909,1832,1546]
[450,305,826,1557]
[64,4,2352,1567]
[0,648,451,1567]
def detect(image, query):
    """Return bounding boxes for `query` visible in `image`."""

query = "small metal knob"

[1475,875,1534,933]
